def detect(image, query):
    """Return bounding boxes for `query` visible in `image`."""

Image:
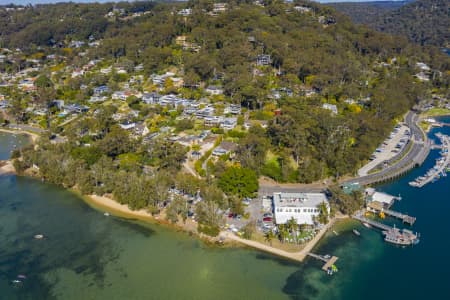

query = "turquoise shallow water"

[1,120,450,300]
[0,132,30,160]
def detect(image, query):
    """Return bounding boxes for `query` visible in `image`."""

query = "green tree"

[218,166,258,199]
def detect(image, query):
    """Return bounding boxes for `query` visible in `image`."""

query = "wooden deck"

[322,256,339,272]
[307,253,339,272]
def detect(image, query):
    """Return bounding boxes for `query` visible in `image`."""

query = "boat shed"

[365,188,396,208]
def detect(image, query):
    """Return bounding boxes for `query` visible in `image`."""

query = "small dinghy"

[353,229,361,236]
[34,234,44,239]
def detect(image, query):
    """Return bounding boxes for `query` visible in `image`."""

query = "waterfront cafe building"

[273,192,330,226]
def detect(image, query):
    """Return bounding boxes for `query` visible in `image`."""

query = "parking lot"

[224,196,273,233]
[358,123,411,176]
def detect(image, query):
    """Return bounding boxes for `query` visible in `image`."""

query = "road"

[6,123,45,134]
[345,111,429,186]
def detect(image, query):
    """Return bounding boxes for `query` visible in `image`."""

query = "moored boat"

[353,229,361,236]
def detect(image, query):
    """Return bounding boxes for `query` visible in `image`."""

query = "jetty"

[409,133,450,188]
[307,253,339,272]
[367,201,416,225]
[353,212,420,246]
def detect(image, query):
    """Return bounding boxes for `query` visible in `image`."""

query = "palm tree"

[278,224,289,244]
[265,230,275,246]
[287,217,298,243]
[317,202,329,224]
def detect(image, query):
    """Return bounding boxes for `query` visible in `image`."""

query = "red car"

[263,217,273,222]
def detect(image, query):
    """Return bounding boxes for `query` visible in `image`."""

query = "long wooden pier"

[307,253,339,272]
[367,202,416,225]
[353,213,392,231]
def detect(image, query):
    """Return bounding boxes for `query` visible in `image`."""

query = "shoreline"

[0,130,351,263]
[79,192,346,262]
[0,127,40,143]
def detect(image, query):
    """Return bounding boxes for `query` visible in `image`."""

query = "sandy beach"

[0,128,39,143]
[0,160,15,175]
[84,194,200,234]
[85,193,345,262]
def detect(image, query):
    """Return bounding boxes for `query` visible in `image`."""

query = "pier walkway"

[307,253,339,271]
[353,213,392,231]
[367,202,416,225]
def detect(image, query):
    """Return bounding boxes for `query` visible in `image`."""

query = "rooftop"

[273,192,328,208]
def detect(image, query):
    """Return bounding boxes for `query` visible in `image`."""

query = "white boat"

[34,234,44,239]
[353,229,361,236]
[363,222,371,228]
[104,212,110,217]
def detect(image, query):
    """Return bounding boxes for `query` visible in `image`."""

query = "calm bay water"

[1,120,450,300]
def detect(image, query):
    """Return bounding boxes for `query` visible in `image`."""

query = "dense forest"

[329,0,450,48]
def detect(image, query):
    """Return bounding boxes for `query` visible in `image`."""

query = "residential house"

[142,92,161,104]
[93,85,109,96]
[134,123,149,137]
[196,106,215,118]
[293,6,311,13]
[205,85,224,95]
[322,103,338,114]
[273,192,330,225]
[204,116,223,127]
[119,120,136,130]
[178,8,192,16]
[51,100,65,109]
[212,141,237,156]
[220,117,238,130]
[65,104,88,114]
[112,91,128,101]
[100,67,112,74]
[89,96,107,103]
[224,104,241,115]
[256,54,271,66]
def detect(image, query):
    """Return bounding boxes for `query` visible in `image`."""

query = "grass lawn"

[421,108,450,117]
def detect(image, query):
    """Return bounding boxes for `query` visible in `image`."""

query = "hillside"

[329,0,450,48]
[0,0,448,183]
[328,1,410,24]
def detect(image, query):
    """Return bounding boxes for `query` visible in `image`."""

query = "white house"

[220,117,237,130]
[322,103,338,114]
[273,192,329,225]
[205,85,224,95]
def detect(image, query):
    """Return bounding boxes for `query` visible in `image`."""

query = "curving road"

[345,111,430,186]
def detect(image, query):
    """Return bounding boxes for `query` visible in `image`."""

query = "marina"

[409,133,450,188]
